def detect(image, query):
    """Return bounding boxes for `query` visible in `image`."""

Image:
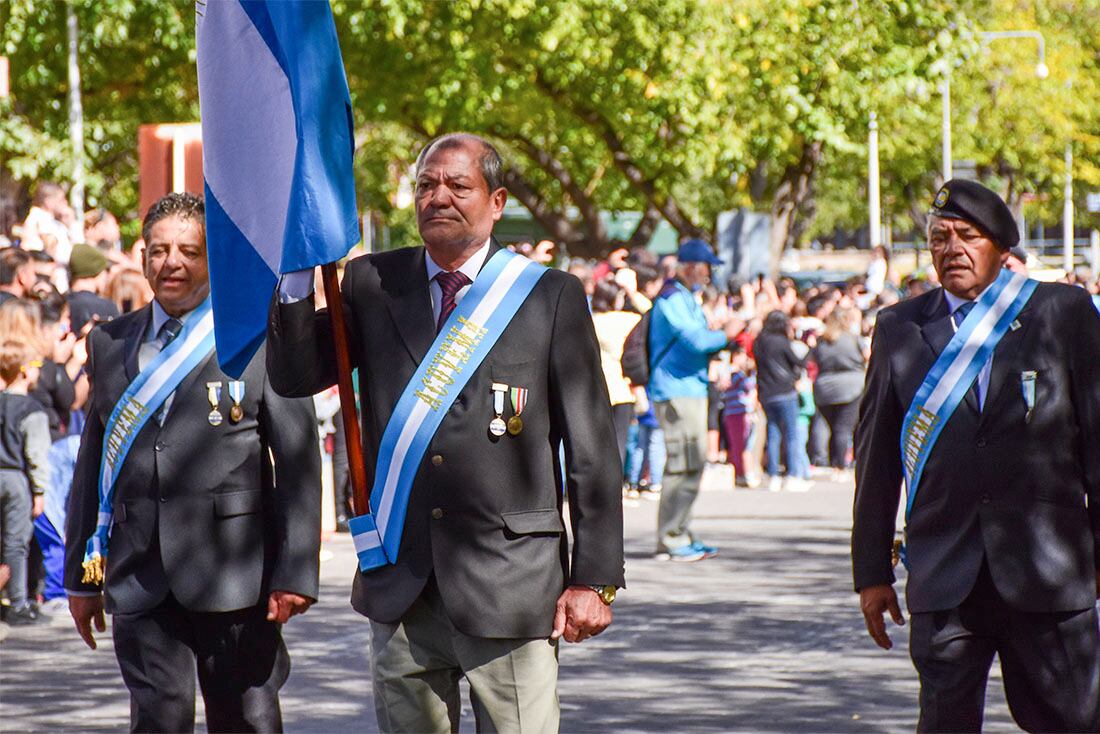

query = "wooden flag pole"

[320,262,370,517]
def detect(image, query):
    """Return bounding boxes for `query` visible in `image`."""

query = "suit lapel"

[383,248,435,365]
[919,288,980,416]
[161,350,217,425]
[382,240,505,365]
[979,305,1035,424]
[122,307,152,382]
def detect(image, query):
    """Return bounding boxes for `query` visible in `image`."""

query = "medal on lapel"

[507,386,527,436]
[1021,370,1037,424]
[489,383,508,437]
[206,381,224,426]
[227,380,245,423]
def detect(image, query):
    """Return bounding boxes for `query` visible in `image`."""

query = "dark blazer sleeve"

[259,369,322,600]
[548,274,626,588]
[851,308,904,591]
[266,264,358,398]
[1067,289,1100,565]
[64,329,106,594]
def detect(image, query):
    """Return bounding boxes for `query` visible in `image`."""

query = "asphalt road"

[0,471,1016,732]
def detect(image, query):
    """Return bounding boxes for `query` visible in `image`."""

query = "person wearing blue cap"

[648,239,742,561]
[853,179,1100,731]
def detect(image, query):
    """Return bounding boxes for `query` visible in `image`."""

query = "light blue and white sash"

[81,298,216,584]
[897,269,1036,566]
[349,250,547,572]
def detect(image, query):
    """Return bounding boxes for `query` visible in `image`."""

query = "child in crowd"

[0,340,50,625]
[720,344,760,488]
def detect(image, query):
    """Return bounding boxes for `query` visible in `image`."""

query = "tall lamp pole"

[940,75,952,181]
[868,113,882,248]
[940,30,1048,185]
[1063,142,1074,273]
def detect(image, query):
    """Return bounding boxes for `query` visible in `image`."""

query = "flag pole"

[320,262,370,517]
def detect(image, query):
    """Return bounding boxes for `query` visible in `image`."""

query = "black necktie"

[156,317,183,350]
[952,303,981,406]
[154,317,183,424]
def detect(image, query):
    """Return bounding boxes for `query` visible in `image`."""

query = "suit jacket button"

[155,441,165,451]
[976,438,987,448]
[431,507,443,519]
[431,455,444,466]
[159,495,168,503]
[980,494,991,504]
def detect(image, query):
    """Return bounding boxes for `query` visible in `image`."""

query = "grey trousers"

[0,470,33,608]
[653,397,707,551]
[370,579,559,734]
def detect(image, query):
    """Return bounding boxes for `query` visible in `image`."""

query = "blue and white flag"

[196,0,360,377]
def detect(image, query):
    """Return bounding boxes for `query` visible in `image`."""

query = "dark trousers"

[112,595,289,733]
[816,400,859,469]
[721,412,750,477]
[910,563,1100,733]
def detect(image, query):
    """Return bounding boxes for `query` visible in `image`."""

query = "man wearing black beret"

[852,179,1100,731]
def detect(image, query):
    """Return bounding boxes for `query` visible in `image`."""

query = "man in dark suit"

[268,133,624,732]
[853,179,1100,732]
[65,193,321,733]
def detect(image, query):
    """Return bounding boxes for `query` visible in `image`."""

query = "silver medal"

[489,417,507,437]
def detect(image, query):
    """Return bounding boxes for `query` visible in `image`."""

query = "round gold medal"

[507,415,523,435]
[230,404,244,423]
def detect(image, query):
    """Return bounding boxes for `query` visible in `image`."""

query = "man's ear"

[490,187,508,222]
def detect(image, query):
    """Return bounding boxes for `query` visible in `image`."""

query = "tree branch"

[530,69,709,241]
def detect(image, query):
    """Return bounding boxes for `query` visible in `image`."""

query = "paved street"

[1,473,1015,733]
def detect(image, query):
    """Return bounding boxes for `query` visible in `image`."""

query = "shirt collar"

[425,237,492,284]
[148,299,198,342]
[942,290,970,315]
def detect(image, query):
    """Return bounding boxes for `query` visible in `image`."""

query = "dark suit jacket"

[852,283,1100,613]
[266,243,625,638]
[65,305,321,614]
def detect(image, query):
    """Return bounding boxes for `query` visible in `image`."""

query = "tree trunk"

[767,141,822,278]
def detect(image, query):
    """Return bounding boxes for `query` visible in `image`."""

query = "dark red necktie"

[435,271,471,333]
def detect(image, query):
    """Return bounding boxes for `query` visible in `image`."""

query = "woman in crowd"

[590,279,641,468]
[809,306,867,478]
[753,309,811,492]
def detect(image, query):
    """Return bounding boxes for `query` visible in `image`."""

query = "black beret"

[929,179,1019,250]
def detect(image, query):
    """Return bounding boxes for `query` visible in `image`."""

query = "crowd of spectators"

[1,182,151,627]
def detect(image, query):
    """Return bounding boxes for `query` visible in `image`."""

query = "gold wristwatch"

[587,584,617,605]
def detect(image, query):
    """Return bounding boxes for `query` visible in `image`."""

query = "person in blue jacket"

[648,240,741,561]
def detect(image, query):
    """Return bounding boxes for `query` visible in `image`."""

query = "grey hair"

[414,133,504,192]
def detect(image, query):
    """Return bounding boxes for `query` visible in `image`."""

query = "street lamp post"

[868,113,882,248]
[1064,142,1074,273]
[940,30,1047,185]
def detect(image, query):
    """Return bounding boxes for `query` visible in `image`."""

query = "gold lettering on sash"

[902,407,939,476]
[415,390,443,411]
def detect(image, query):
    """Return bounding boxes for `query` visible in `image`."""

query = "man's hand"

[69,594,106,650]
[860,584,905,650]
[32,495,45,518]
[266,590,313,624]
[551,585,612,643]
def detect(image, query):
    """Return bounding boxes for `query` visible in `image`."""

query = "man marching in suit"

[853,179,1100,732]
[65,193,321,733]
[268,133,624,733]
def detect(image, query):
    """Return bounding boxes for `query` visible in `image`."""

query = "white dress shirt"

[424,238,491,325]
[943,290,992,409]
